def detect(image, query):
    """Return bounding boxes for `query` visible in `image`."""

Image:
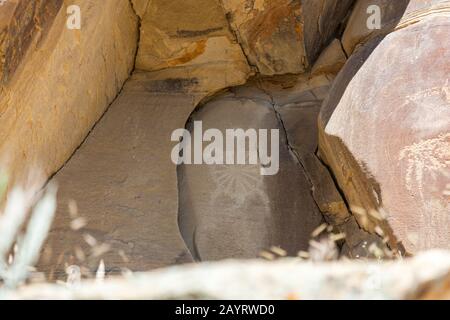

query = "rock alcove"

[0,0,448,278]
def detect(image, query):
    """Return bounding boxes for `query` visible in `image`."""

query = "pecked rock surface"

[178,82,325,261]
[318,0,450,254]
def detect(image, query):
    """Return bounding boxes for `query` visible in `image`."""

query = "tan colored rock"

[134,0,252,90]
[220,0,306,75]
[312,39,347,76]
[130,61,251,105]
[130,0,150,18]
[0,1,138,188]
[220,0,354,75]
[0,0,63,84]
[319,0,450,254]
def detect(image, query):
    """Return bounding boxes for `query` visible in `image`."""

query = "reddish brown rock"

[319,0,450,253]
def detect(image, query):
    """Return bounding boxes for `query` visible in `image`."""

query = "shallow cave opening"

[2,1,447,286]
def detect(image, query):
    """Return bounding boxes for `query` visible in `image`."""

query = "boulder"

[312,39,347,76]
[319,0,450,254]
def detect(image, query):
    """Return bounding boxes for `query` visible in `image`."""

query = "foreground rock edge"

[4,250,450,299]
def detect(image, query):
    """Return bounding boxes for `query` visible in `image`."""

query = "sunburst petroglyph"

[210,163,269,209]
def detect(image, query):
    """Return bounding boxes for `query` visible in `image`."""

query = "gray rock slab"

[39,74,198,278]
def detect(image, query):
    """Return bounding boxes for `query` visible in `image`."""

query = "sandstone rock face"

[216,0,354,75]
[341,0,450,56]
[341,0,410,56]
[260,75,349,226]
[257,74,385,258]
[41,68,385,275]
[2,0,448,284]
[0,0,63,84]
[134,0,252,92]
[311,39,347,76]
[178,83,325,260]
[40,71,209,277]
[319,0,450,253]
[300,0,354,63]
[0,1,138,187]
[220,0,306,75]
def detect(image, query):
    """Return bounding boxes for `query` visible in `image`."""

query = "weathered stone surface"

[301,0,355,63]
[40,72,211,278]
[0,0,63,85]
[342,0,403,55]
[130,0,150,18]
[220,0,354,75]
[255,75,342,221]
[319,0,450,254]
[0,0,138,188]
[178,83,324,260]
[4,0,447,285]
[312,39,347,76]
[220,0,306,75]
[9,250,450,300]
[340,0,444,56]
[257,74,387,257]
[134,0,252,90]
[126,62,250,106]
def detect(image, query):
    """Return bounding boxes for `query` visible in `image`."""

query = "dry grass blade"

[70,217,87,231]
[270,246,287,257]
[0,188,28,274]
[96,259,105,283]
[329,233,346,242]
[83,234,97,247]
[259,251,275,261]
[3,184,57,288]
[311,223,327,238]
